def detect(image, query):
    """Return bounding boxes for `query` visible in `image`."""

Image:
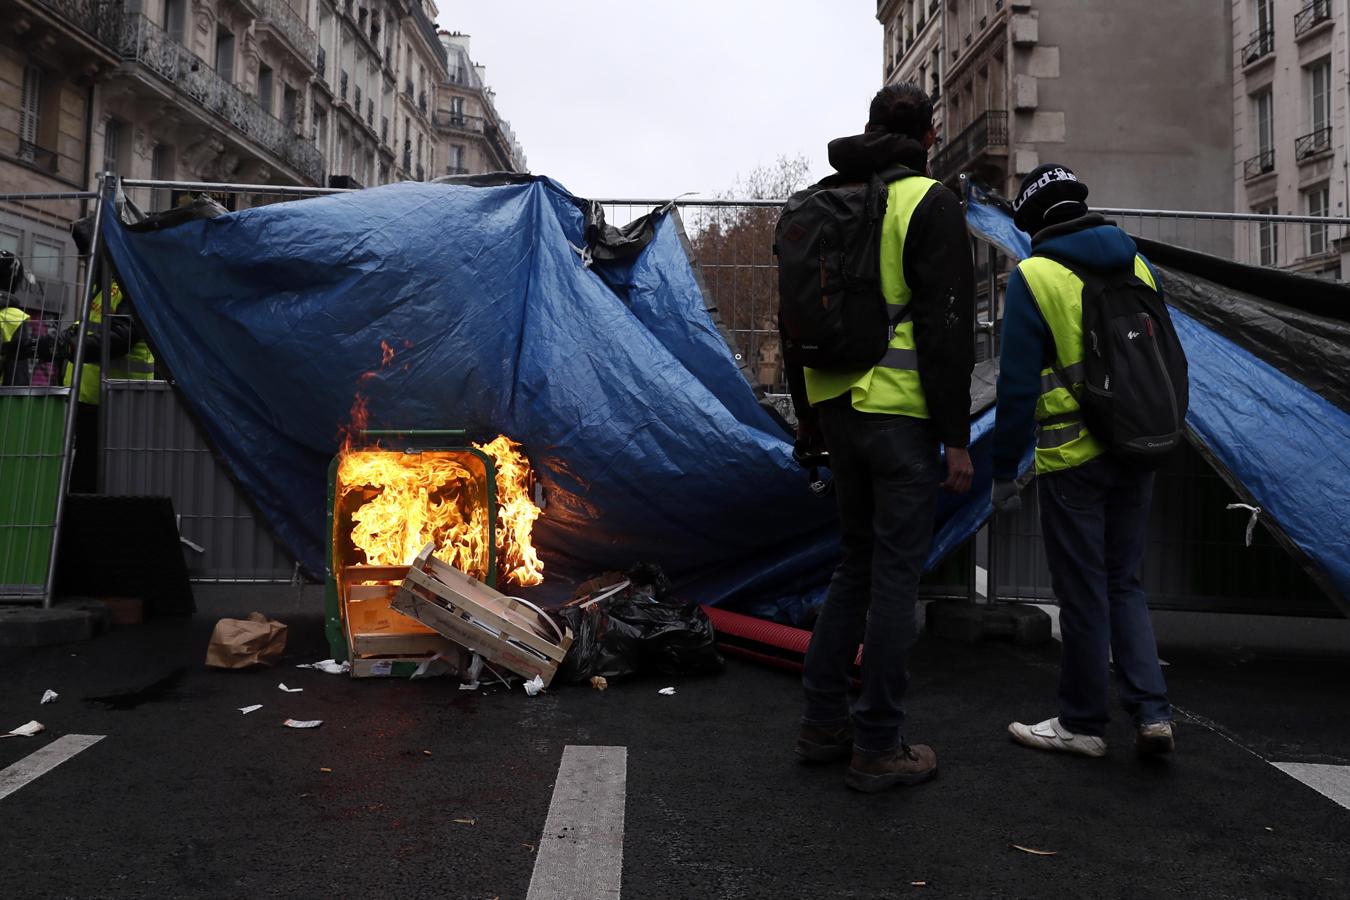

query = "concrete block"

[1012,14,1039,46]
[1025,46,1060,79]
[926,600,1052,645]
[1022,110,1066,144]
[1014,74,1039,110]
[1014,147,1041,175]
[0,606,95,648]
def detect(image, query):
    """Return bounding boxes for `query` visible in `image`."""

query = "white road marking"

[527,745,626,900]
[0,734,105,802]
[1271,763,1350,813]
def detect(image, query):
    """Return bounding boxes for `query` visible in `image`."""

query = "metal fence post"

[41,175,109,607]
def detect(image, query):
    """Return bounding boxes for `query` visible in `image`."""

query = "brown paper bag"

[205,612,288,669]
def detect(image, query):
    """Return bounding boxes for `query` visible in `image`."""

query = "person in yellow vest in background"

[787,84,975,794]
[991,164,1174,759]
[1,250,53,386]
[63,218,155,492]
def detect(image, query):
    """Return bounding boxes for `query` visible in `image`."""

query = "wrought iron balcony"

[402,148,411,170]
[113,14,323,184]
[354,85,362,111]
[418,92,428,116]
[30,0,123,46]
[1244,149,1276,179]
[1243,28,1274,66]
[1295,0,1333,38]
[256,0,317,68]
[17,139,59,173]
[929,110,1008,183]
[433,111,485,133]
[403,79,414,99]
[381,116,389,143]
[1295,127,1332,160]
[367,99,374,127]
[316,45,327,81]
[340,70,349,101]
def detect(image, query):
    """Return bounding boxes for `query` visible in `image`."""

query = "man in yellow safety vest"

[991,164,1174,758]
[789,83,975,793]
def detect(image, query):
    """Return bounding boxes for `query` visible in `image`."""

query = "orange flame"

[474,435,545,586]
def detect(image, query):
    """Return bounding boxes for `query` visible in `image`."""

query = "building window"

[1308,59,1331,134]
[163,0,186,42]
[258,65,274,115]
[449,144,464,173]
[1255,89,1274,161]
[151,144,173,210]
[450,96,465,124]
[1254,0,1274,37]
[1306,185,1330,256]
[1255,203,1279,266]
[18,65,42,161]
[102,118,124,175]
[283,86,300,130]
[215,28,235,82]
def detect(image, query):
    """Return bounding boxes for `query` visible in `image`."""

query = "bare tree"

[688,155,812,391]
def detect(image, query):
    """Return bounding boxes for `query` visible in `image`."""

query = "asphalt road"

[1,612,1348,899]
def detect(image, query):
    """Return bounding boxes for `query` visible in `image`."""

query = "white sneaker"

[1008,717,1107,758]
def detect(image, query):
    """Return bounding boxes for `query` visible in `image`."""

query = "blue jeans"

[1038,455,1171,736]
[802,402,940,754]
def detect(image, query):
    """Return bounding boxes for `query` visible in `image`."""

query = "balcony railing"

[340,70,349,101]
[1295,127,1332,160]
[256,0,317,66]
[1244,149,1276,179]
[113,14,323,184]
[445,165,468,176]
[929,110,1008,183]
[17,139,59,173]
[418,92,428,116]
[381,116,388,143]
[1243,28,1274,66]
[367,99,374,127]
[403,79,414,99]
[402,148,411,170]
[316,45,327,81]
[354,85,362,111]
[31,0,123,46]
[1295,0,1333,38]
[433,111,486,133]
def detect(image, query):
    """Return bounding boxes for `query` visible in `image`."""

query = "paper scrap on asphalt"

[453,818,477,826]
[278,683,303,693]
[523,675,545,697]
[590,676,608,691]
[658,686,676,696]
[295,659,350,675]
[40,690,58,705]
[2,720,45,738]
[238,704,262,715]
[283,719,323,729]
[1011,844,1057,856]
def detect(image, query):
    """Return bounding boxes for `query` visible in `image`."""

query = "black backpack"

[774,167,915,371]
[1038,254,1189,467]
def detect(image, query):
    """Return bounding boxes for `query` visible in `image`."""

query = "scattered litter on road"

[453,818,477,826]
[2,720,45,738]
[521,842,535,852]
[1012,844,1057,856]
[1265,826,1274,832]
[658,686,676,696]
[412,652,456,679]
[40,690,58,705]
[423,749,432,756]
[911,882,927,887]
[295,659,350,675]
[284,719,323,729]
[319,767,333,773]
[590,676,608,691]
[523,675,546,696]
[205,612,287,669]
[238,704,262,715]
[277,683,303,693]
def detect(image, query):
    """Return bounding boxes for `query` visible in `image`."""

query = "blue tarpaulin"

[100,179,997,621]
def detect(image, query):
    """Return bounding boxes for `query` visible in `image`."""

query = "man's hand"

[992,479,1022,513]
[941,446,973,494]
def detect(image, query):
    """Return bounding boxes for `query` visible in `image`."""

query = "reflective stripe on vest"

[803,175,938,418]
[1017,253,1158,474]
[63,282,156,405]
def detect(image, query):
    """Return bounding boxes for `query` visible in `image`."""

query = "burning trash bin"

[324,430,546,677]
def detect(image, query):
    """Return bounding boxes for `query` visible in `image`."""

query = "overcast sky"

[435,1,881,200]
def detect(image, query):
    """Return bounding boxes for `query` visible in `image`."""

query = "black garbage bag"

[552,563,724,684]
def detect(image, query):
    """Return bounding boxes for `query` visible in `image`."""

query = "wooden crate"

[342,564,463,678]
[391,544,572,687]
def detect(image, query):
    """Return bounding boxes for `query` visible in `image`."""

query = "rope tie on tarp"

[1225,503,1262,547]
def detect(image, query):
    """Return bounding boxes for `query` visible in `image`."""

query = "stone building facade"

[434,31,524,177]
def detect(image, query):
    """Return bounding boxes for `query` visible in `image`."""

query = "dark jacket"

[787,132,975,448]
[991,215,1163,480]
